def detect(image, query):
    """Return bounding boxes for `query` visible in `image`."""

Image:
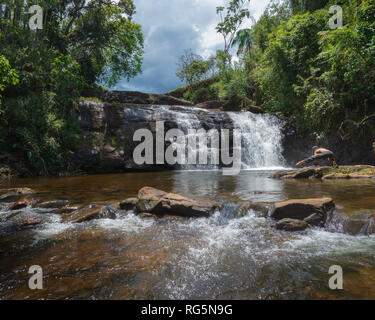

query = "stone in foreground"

[271,198,335,227]
[8,197,40,210]
[276,218,308,232]
[35,200,70,209]
[62,205,117,223]
[136,187,218,218]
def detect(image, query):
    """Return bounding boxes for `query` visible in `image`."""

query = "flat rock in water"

[0,188,36,201]
[8,197,40,211]
[53,206,79,215]
[35,200,70,209]
[271,198,335,226]
[6,212,44,228]
[276,218,308,232]
[136,186,218,217]
[61,205,117,223]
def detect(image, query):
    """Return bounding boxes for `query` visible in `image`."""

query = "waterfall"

[78,100,286,171]
[228,112,286,169]
[149,106,286,170]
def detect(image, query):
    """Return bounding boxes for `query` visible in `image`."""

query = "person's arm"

[296,160,305,167]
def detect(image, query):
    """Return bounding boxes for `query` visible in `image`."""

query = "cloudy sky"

[112,0,270,94]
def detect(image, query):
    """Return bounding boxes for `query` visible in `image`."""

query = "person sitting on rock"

[296,146,337,167]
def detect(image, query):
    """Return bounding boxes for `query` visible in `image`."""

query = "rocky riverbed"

[1,170,375,300]
[1,181,374,237]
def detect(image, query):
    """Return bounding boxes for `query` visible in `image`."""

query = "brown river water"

[1,170,375,299]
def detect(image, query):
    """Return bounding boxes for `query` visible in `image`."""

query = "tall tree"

[216,0,251,62]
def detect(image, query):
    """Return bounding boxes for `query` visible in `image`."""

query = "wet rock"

[6,212,44,228]
[273,166,375,180]
[61,205,117,223]
[75,99,234,173]
[271,198,335,227]
[342,213,375,235]
[8,197,40,211]
[271,170,292,179]
[282,168,316,179]
[240,202,270,218]
[276,218,308,232]
[138,213,158,219]
[272,166,331,179]
[136,186,218,217]
[119,198,138,211]
[136,187,167,213]
[0,188,35,201]
[53,206,79,215]
[322,173,350,180]
[304,211,326,227]
[35,200,70,209]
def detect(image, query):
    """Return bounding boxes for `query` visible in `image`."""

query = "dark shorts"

[303,151,336,164]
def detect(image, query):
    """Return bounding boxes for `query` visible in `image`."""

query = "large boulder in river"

[61,205,117,223]
[276,218,308,232]
[136,187,218,218]
[271,198,335,227]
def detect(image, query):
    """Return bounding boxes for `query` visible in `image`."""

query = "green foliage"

[176,50,212,88]
[0,0,144,175]
[232,28,253,55]
[0,55,18,106]
[216,0,251,64]
[256,10,329,114]
[178,0,375,148]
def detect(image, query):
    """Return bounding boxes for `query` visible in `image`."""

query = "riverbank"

[273,165,375,180]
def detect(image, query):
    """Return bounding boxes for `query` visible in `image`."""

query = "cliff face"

[75,93,234,173]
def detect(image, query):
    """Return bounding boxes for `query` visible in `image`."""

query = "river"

[1,170,375,299]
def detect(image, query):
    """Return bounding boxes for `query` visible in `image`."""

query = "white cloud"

[113,0,270,93]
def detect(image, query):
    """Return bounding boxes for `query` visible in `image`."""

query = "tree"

[176,50,210,87]
[288,0,329,13]
[216,0,251,64]
[0,55,18,107]
[0,0,144,87]
[232,28,254,54]
[0,0,144,174]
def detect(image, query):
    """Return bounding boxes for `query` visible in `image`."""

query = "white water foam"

[228,112,286,169]
[149,106,287,170]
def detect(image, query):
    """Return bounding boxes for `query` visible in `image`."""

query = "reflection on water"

[1,170,375,299]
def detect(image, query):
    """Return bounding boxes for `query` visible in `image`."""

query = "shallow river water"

[1,170,375,299]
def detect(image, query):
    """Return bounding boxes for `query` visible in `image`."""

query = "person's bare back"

[296,146,337,167]
[314,147,331,155]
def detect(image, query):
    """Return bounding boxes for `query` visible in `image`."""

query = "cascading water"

[150,105,286,170]
[228,112,286,169]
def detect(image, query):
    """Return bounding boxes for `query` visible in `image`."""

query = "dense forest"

[173,0,375,153]
[1,0,375,176]
[0,0,143,175]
